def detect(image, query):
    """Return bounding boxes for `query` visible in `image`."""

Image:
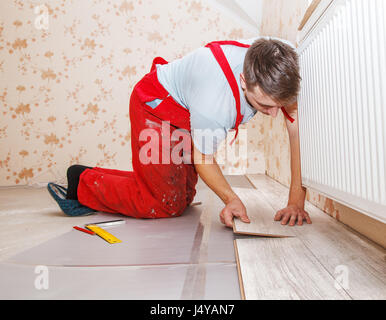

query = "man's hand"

[219,196,250,228]
[192,143,251,229]
[274,204,312,226]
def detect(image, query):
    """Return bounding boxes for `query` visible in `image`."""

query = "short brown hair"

[243,38,301,105]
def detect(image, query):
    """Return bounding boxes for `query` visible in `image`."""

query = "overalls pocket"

[145,98,164,110]
[143,95,191,132]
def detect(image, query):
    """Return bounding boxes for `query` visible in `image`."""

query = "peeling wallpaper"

[0,0,264,187]
[260,0,385,247]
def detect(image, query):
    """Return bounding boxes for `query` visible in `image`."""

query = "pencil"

[73,226,95,235]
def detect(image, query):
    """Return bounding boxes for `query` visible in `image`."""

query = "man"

[48,36,311,227]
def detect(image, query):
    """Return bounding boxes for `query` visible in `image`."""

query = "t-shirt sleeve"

[190,111,227,155]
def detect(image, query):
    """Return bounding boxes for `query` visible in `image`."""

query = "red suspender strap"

[281,107,295,123]
[151,57,169,73]
[208,40,251,49]
[205,42,244,145]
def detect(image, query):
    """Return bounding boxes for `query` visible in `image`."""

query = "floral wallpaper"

[260,0,385,247]
[0,0,264,187]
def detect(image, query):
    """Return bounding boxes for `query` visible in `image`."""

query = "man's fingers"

[297,215,304,226]
[303,210,312,224]
[274,210,283,221]
[233,211,250,223]
[243,215,251,223]
[289,214,298,226]
[299,209,312,224]
[275,207,312,226]
[280,213,291,225]
[223,210,234,228]
[219,210,225,225]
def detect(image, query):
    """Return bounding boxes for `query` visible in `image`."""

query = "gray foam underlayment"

[0,262,240,300]
[7,206,235,266]
[1,176,253,299]
[2,207,239,299]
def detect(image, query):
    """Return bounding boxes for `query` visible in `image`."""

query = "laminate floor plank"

[235,237,351,300]
[245,174,386,300]
[232,187,295,237]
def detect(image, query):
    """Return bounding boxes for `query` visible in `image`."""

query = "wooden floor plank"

[235,236,351,300]
[232,187,295,238]
[246,174,386,300]
[233,240,246,300]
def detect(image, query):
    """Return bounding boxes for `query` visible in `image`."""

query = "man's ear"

[240,73,247,90]
[286,100,298,116]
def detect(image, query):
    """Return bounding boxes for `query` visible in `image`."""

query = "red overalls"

[77,40,295,219]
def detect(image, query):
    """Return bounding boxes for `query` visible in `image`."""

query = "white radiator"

[297,0,386,223]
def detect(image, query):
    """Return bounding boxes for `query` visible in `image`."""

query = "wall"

[0,0,264,187]
[259,0,386,248]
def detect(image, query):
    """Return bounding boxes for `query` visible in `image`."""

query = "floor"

[0,175,252,300]
[0,174,385,300]
[240,174,386,300]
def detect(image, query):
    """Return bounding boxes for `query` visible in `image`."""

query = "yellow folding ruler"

[85,224,122,244]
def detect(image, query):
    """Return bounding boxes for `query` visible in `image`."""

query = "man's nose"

[269,107,279,118]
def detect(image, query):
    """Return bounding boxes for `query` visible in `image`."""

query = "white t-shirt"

[146,36,296,154]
